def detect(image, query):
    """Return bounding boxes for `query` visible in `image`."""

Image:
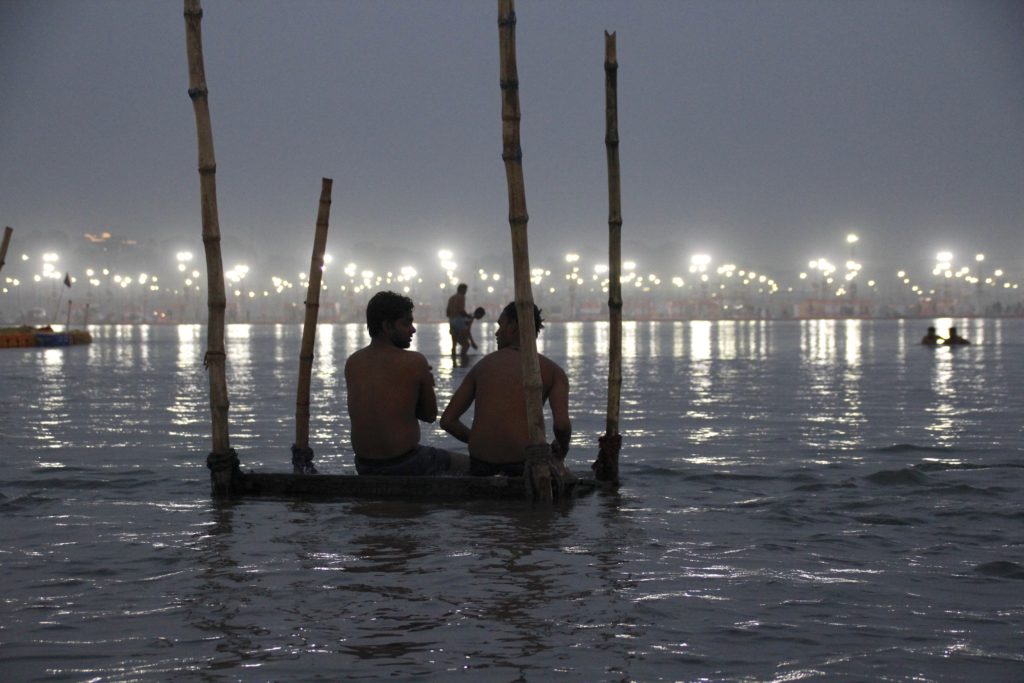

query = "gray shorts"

[354,444,453,476]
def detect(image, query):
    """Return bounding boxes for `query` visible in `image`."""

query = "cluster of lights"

[3,234,1021,321]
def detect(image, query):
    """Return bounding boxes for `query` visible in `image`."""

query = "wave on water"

[865,468,928,485]
[973,561,1024,580]
[874,443,952,453]
[852,513,919,526]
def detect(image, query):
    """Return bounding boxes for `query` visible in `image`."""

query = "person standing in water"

[921,326,944,346]
[946,327,970,345]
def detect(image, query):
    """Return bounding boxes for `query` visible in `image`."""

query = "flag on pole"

[63,272,72,288]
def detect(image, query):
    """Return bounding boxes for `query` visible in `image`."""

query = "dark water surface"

[2,319,1022,681]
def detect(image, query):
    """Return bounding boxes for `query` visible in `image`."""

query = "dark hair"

[473,306,486,320]
[366,291,413,336]
[456,283,468,293]
[500,301,544,335]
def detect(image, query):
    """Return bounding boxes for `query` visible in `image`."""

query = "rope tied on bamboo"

[187,86,208,100]
[502,149,523,162]
[593,433,621,485]
[499,78,519,90]
[497,12,516,27]
[203,349,224,370]
[291,444,317,474]
[206,447,239,473]
[523,443,568,501]
[183,6,202,19]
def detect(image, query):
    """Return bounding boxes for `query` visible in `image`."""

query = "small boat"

[0,326,93,349]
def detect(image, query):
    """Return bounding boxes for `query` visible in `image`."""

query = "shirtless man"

[441,302,571,476]
[445,283,469,357]
[920,326,944,346]
[345,291,468,475]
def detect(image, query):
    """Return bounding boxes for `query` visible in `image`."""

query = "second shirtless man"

[441,302,571,476]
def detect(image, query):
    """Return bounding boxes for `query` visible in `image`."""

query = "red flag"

[63,272,72,288]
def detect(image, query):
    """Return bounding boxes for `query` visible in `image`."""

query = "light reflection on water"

[1,319,1021,680]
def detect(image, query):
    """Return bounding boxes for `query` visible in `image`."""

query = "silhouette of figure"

[920,326,944,346]
[945,326,970,345]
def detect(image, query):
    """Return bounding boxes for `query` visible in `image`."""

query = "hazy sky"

[2,0,1022,276]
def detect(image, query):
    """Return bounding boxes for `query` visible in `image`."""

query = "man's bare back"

[441,303,571,467]
[345,343,435,460]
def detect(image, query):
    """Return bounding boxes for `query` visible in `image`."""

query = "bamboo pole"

[593,32,622,485]
[497,0,554,502]
[184,0,236,496]
[65,300,72,330]
[0,227,12,276]
[293,178,333,474]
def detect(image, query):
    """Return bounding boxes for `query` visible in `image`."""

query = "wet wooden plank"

[238,472,606,501]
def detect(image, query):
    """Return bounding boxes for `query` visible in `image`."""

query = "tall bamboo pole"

[593,32,622,485]
[498,0,554,501]
[184,0,236,495]
[0,227,12,277]
[293,178,333,474]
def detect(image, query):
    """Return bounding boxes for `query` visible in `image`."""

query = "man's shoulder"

[345,345,370,367]
[538,353,569,382]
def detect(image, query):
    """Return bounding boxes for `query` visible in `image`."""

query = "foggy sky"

[2,0,1022,277]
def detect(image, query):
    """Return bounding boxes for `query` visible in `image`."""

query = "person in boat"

[920,326,944,346]
[454,306,486,357]
[945,326,970,345]
[445,283,470,357]
[345,291,469,476]
[440,301,571,477]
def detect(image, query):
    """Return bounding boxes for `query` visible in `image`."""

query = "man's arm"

[415,355,438,423]
[440,370,476,444]
[547,365,572,457]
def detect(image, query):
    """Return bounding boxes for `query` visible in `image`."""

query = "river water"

[1,318,1022,681]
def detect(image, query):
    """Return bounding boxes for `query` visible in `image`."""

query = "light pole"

[176,251,193,322]
[564,253,580,320]
[846,233,859,301]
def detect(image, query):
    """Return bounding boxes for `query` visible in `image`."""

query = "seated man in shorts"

[344,291,468,476]
[441,301,571,477]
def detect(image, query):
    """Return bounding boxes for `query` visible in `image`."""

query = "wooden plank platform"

[239,471,609,501]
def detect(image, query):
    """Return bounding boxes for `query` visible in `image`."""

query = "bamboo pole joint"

[498,12,516,27]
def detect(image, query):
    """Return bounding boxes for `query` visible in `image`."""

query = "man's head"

[456,283,468,294]
[496,301,543,348]
[366,291,415,348]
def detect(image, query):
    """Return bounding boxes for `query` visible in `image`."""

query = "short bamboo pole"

[0,227,12,276]
[293,178,333,474]
[594,31,622,485]
[497,0,553,502]
[184,0,236,495]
